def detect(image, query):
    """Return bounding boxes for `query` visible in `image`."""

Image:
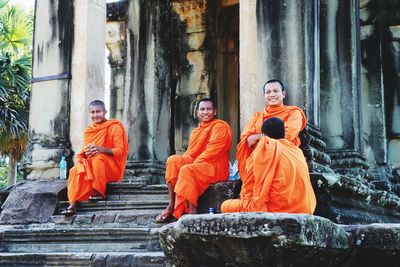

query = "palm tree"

[0,0,32,186]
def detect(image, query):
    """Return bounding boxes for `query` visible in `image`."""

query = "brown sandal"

[61,207,76,216]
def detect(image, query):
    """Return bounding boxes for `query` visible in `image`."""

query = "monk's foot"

[188,203,197,214]
[155,207,174,223]
[61,204,76,216]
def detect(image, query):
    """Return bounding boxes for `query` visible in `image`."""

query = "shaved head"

[89,100,106,111]
[261,117,285,139]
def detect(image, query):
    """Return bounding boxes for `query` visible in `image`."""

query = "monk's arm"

[194,123,232,163]
[108,124,127,157]
[285,109,305,142]
[239,113,260,148]
[247,134,262,147]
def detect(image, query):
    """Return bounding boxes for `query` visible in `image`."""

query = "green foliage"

[0,0,33,184]
[0,157,8,189]
[0,1,33,58]
[0,157,23,190]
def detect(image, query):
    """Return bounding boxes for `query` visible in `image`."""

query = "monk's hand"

[247,134,262,147]
[84,144,101,157]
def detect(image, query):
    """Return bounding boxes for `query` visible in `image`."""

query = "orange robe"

[67,119,128,203]
[165,119,232,219]
[221,137,316,214]
[236,106,306,178]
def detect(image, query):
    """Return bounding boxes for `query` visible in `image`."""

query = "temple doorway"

[215,3,239,161]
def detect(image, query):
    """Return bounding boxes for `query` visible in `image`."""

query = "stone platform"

[2,179,400,266]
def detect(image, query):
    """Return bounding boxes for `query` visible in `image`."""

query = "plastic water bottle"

[60,156,67,179]
[208,208,215,214]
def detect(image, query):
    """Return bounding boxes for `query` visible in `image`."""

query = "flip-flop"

[61,207,76,216]
[88,195,105,201]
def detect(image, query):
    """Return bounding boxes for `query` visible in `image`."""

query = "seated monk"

[62,100,128,216]
[156,98,232,222]
[221,117,316,214]
[236,79,306,178]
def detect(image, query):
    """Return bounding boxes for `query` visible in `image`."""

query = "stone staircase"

[0,182,170,266]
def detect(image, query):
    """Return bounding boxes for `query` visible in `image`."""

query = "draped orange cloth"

[221,137,316,214]
[67,119,128,203]
[165,119,232,219]
[236,106,306,178]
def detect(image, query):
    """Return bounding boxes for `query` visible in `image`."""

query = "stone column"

[241,0,331,172]
[122,0,172,184]
[387,26,400,170]
[70,0,106,159]
[320,0,368,176]
[22,0,74,180]
[360,1,388,178]
[239,0,257,128]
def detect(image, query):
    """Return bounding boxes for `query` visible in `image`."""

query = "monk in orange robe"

[156,98,232,222]
[62,100,128,216]
[236,79,306,178]
[221,117,316,214]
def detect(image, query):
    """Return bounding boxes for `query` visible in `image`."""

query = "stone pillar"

[387,26,400,170]
[360,1,388,178]
[70,0,106,159]
[320,0,368,176]
[22,0,74,180]
[239,0,257,128]
[241,0,331,172]
[122,0,172,184]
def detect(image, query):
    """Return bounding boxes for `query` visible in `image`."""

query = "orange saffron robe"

[165,119,232,219]
[221,137,316,214]
[236,106,306,178]
[67,119,128,203]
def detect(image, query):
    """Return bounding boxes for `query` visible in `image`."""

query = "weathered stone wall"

[170,0,212,154]
[23,0,74,179]
[121,0,172,183]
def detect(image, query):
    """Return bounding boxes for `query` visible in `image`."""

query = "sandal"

[61,207,76,216]
[88,195,105,201]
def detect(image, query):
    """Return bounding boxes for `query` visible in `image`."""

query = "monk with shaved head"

[156,98,232,222]
[236,79,307,179]
[62,100,128,216]
[221,117,316,214]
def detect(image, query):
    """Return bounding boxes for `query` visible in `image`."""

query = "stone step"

[105,183,168,199]
[50,210,164,228]
[0,227,161,253]
[0,252,165,266]
[56,198,169,214]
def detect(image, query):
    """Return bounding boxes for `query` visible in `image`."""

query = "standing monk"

[221,117,316,214]
[156,98,232,222]
[236,79,306,178]
[62,100,128,216]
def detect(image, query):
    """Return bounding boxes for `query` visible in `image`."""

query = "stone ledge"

[343,224,400,267]
[312,173,400,224]
[159,213,350,267]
